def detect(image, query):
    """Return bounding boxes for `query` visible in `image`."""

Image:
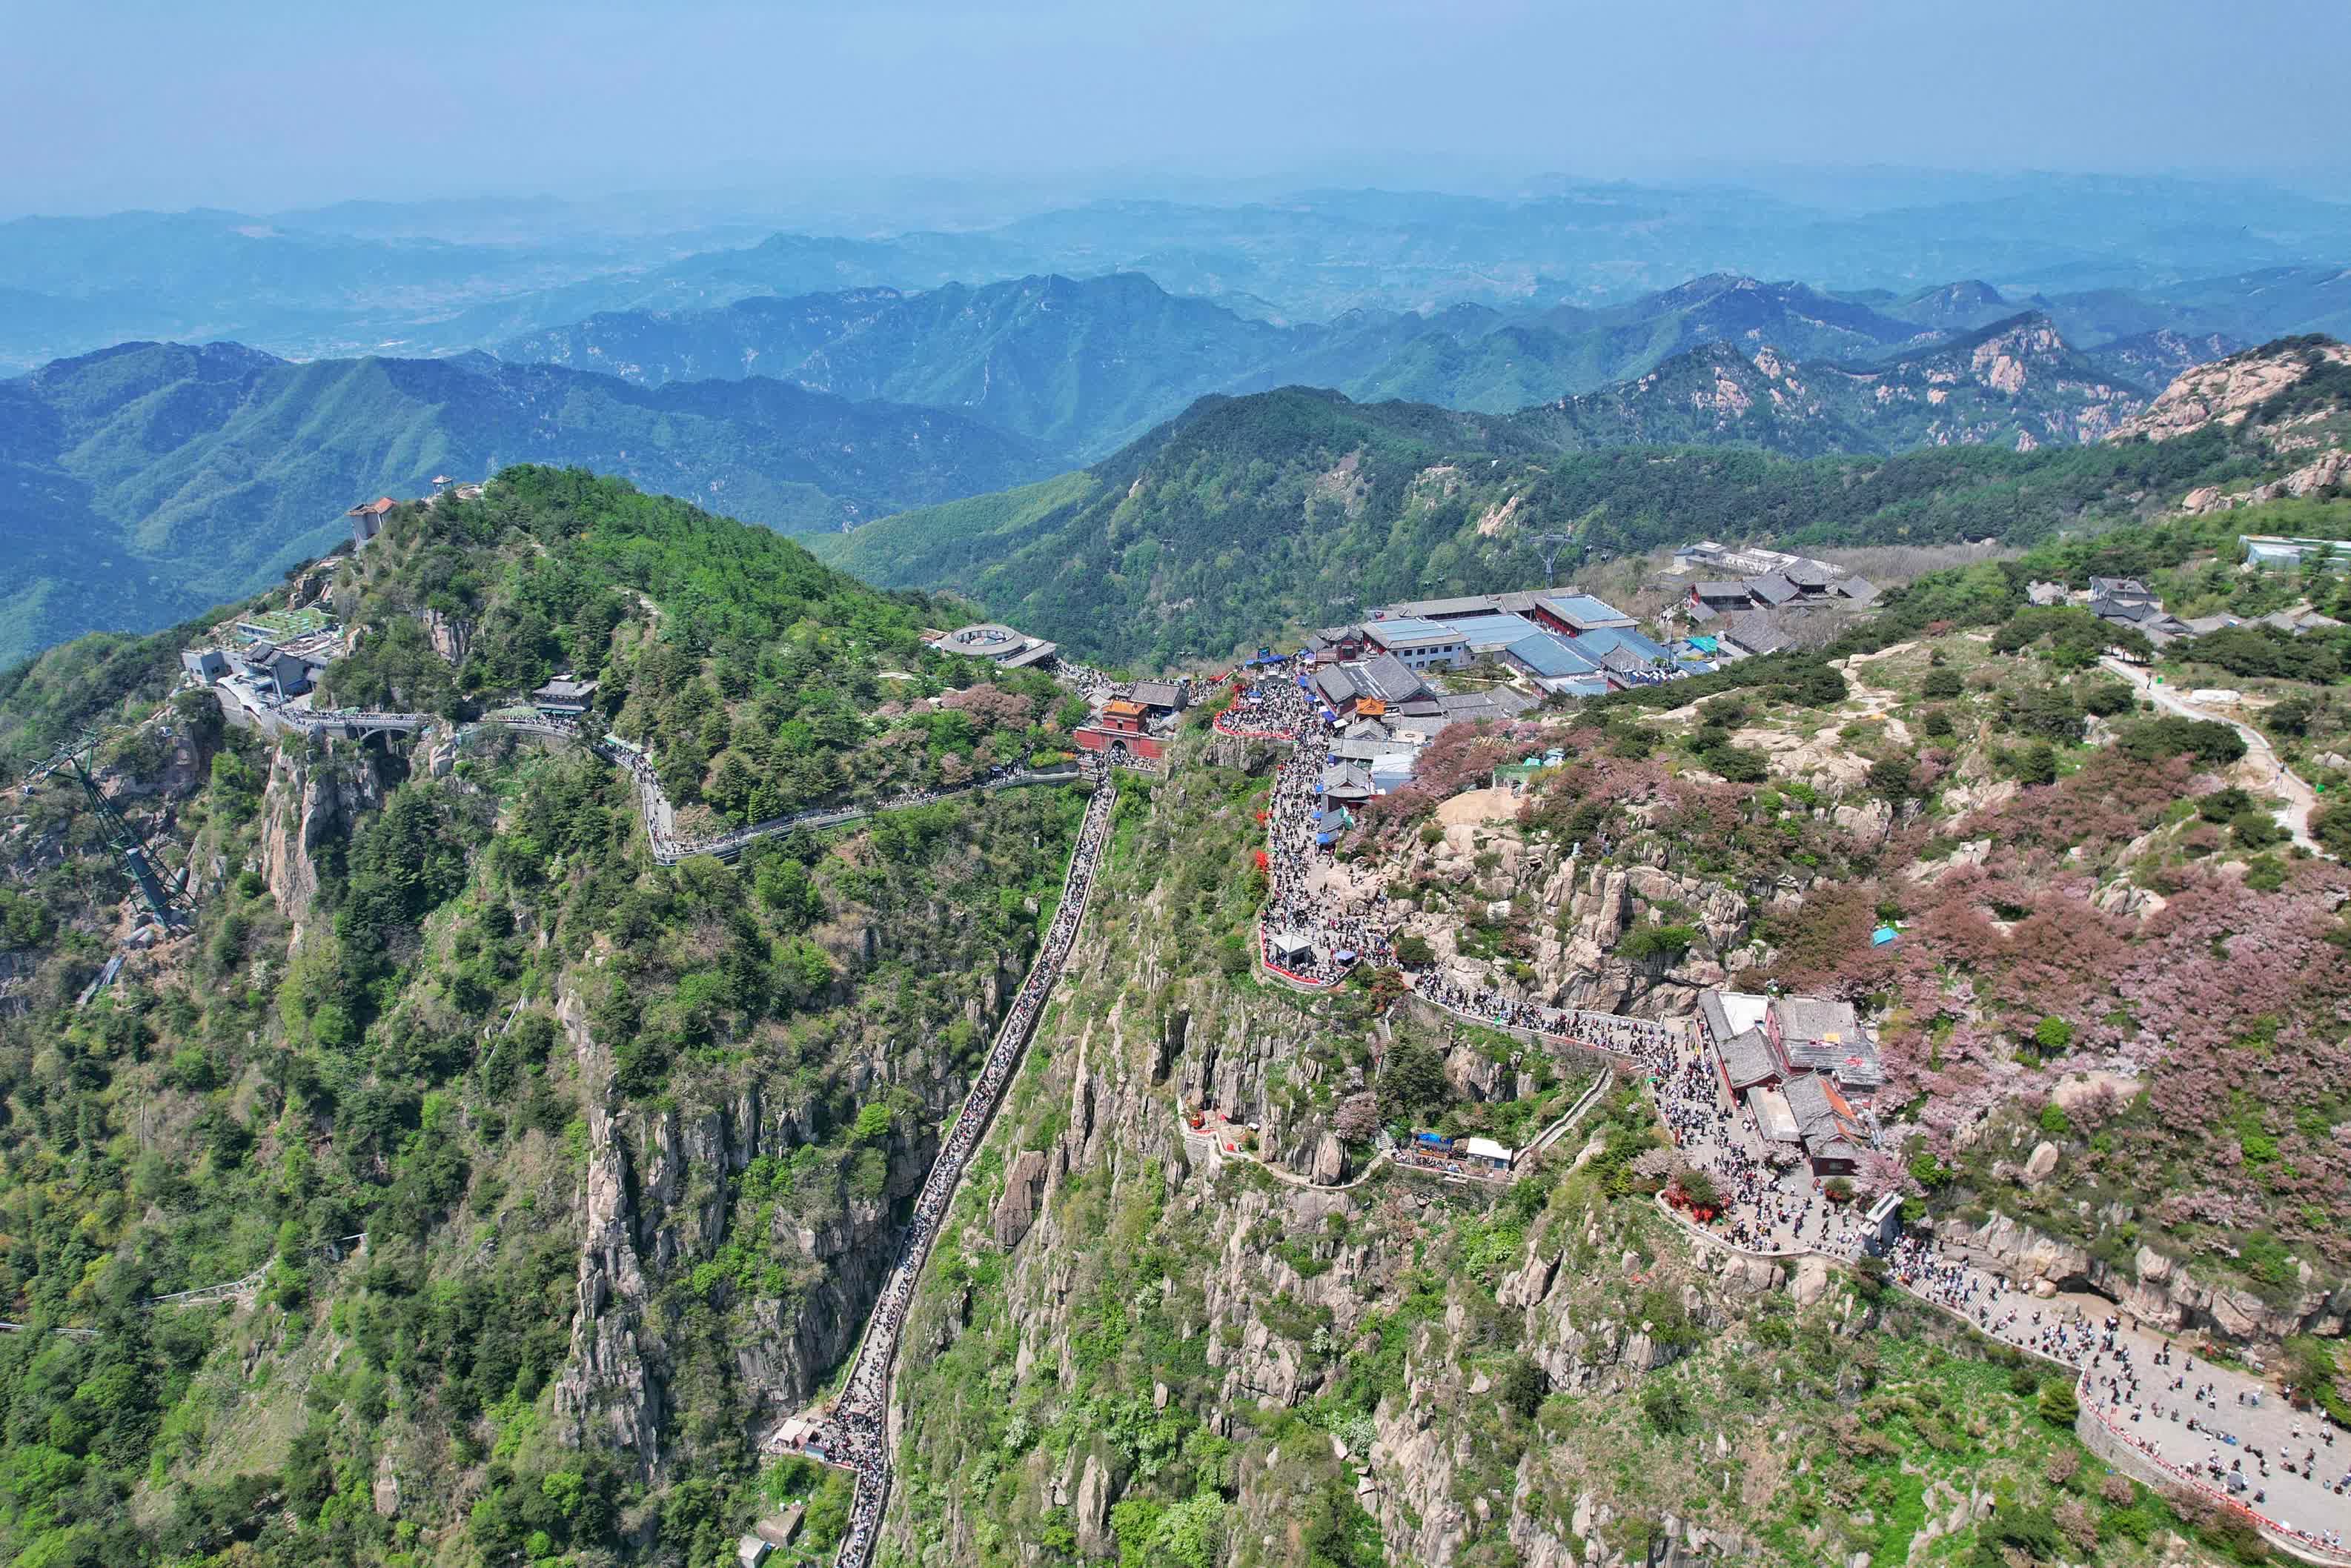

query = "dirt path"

[2100,657,2324,854]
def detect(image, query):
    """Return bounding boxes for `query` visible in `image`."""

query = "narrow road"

[419,708,1076,864]
[2101,657,2324,853]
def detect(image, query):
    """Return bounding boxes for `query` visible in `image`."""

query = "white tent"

[1267,929,1316,963]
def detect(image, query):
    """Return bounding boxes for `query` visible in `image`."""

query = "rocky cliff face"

[537,959,1032,1482]
[1401,818,1757,1014]
[2181,447,2351,514]
[1820,313,2149,449]
[2110,336,2351,445]
[418,607,473,665]
[551,984,669,1469]
[874,763,1955,1568]
[257,741,384,932]
[1531,313,2152,458]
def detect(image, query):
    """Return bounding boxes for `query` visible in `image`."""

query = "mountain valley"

[10,110,2351,1568]
[0,341,1056,667]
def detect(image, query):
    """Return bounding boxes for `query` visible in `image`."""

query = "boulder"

[1072,1451,1118,1558]
[1722,1255,1785,1297]
[1791,1256,1831,1308]
[2023,1140,2060,1183]
[1310,1132,1348,1186]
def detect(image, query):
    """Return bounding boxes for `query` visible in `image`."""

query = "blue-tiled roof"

[1362,617,1466,648]
[1503,632,1602,679]
[1445,612,1546,648]
[1568,626,1670,665]
[1539,593,1636,630]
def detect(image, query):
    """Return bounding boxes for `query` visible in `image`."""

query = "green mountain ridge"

[496,271,2227,465]
[500,271,1429,461]
[0,341,1058,668]
[1350,272,1937,411]
[814,341,2342,667]
[0,465,1102,1567]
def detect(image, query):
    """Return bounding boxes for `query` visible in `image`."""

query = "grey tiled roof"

[1717,1028,1778,1089]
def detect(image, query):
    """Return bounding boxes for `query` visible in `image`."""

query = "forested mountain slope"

[816,358,2286,668]
[496,271,2229,457]
[0,467,1104,1566]
[499,272,1424,461]
[0,342,1056,667]
[1347,272,1935,411]
[497,272,1972,449]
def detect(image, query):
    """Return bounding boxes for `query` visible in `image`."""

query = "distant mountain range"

[1512,312,2152,456]
[0,342,1054,666]
[6,176,2351,370]
[816,337,2348,668]
[2,256,2338,668]
[499,272,1397,460]
[497,271,2243,462]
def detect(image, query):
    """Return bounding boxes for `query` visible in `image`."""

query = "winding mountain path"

[2100,656,2324,853]
[302,705,1081,863]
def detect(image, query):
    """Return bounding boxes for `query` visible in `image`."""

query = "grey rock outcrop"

[992,1149,1051,1249]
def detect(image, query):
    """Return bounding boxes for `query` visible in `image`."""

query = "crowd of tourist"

[809,759,1115,1568]
[1210,659,2351,1562]
[1657,1023,2351,1550]
[1636,1021,1889,1257]
[1882,1236,2107,1361]
[1223,666,1384,986]
[2078,1326,2351,1550]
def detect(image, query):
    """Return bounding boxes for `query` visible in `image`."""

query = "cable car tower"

[22,733,191,930]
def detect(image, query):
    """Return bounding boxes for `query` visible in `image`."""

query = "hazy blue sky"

[9,0,2350,215]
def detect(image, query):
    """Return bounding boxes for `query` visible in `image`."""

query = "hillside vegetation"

[1513,313,2150,456]
[818,379,2267,668]
[498,274,2211,465]
[502,273,1429,462]
[0,468,1099,1567]
[872,702,2327,1568]
[0,342,1058,666]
